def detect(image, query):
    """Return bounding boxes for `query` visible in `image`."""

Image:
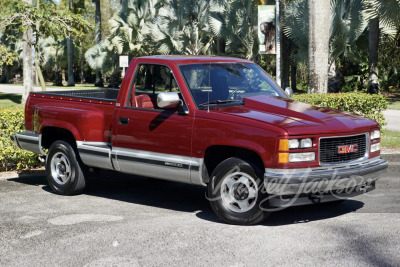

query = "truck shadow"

[8,171,364,226]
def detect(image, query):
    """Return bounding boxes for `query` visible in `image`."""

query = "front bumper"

[264,157,388,207]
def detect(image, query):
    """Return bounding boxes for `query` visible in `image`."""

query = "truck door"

[113,64,196,183]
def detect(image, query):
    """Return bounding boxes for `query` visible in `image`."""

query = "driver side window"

[128,64,181,109]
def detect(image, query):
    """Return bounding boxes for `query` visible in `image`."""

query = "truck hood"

[209,95,378,135]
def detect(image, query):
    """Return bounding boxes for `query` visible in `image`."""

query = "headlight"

[300,138,312,148]
[278,138,316,163]
[371,142,380,153]
[289,139,300,149]
[371,130,380,140]
[289,152,315,162]
[288,138,313,149]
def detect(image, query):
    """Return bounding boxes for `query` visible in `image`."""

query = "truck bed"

[32,89,120,102]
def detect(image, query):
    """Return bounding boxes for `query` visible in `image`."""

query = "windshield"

[179,63,287,108]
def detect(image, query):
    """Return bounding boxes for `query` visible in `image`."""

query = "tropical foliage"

[1,0,400,94]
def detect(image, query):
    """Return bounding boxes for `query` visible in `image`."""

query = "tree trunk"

[368,18,380,94]
[281,33,290,89]
[275,0,281,86]
[22,0,33,106]
[280,0,290,89]
[67,36,75,86]
[80,45,85,84]
[62,69,66,84]
[291,62,297,92]
[35,0,46,91]
[327,59,343,93]
[0,64,10,83]
[94,0,103,87]
[307,0,330,94]
[216,38,226,55]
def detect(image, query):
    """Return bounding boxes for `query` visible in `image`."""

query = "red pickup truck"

[12,56,388,225]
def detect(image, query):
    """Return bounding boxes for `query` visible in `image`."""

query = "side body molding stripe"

[76,141,205,186]
[76,141,114,170]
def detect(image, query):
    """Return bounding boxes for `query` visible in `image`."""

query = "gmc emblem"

[338,144,358,154]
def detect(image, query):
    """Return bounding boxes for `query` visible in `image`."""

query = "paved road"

[0,85,73,94]
[383,109,400,132]
[1,154,399,266]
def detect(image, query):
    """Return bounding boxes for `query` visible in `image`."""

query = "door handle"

[118,117,129,125]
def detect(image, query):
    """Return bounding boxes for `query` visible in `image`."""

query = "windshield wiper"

[198,100,243,106]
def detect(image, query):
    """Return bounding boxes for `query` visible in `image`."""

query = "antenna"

[207,60,211,113]
[207,91,210,113]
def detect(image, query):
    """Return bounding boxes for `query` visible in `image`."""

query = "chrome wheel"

[50,152,72,185]
[220,172,259,213]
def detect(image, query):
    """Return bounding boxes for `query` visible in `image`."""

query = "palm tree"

[364,0,400,93]
[209,0,259,60]
[150,0,214,55]
[40,37,67,86]
[307,0,330,94]
[284,0,368,93]
[22,0,33,105]
[85,0,161,87]
[280,0,290,89]
[93,0,104,87]
[108,0,160,56]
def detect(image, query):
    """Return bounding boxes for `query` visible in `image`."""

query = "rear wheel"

[46,140,86,195]
[207,157,269,225]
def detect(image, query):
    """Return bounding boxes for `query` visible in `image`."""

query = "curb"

[381,148,400,155]
[0,170,45,180]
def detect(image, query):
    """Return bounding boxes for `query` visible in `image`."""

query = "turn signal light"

[278,153,289,163]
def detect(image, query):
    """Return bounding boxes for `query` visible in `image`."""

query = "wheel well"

[41,127,76,149]
[203,146,265,184]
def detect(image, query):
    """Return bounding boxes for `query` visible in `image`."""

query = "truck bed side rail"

[32,89,120,102]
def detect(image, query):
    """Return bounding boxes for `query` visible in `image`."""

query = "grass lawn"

[0,93,21,107]
[382,130,400,149]
[387,101,400,110]
[384,93,400,110]
[0,84,107,107]
[1,83,108,90]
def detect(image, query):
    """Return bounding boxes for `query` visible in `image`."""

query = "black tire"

[207,157,269,225]
[46,140,86,195]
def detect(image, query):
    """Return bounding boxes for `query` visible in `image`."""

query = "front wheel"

[46,140,86,195]
[207,157,269,225]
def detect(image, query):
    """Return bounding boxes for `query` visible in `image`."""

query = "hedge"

[0,106,43,172]
[292,93,388,127]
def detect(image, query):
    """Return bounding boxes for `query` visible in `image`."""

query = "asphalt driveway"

[1,154,400,266]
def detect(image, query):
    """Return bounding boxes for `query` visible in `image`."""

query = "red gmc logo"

[338,144,358,154]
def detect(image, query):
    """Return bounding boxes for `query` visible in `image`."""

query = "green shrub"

[0,106,43,172]
[292,93,388,127]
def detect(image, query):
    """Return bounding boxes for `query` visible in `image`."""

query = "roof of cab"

[134,55,252,65]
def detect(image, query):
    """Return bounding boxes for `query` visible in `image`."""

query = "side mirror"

[285,87,293,98]
[157,92,181,109]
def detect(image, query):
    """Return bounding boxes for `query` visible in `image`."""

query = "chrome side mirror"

[157,92,181,109]
[285,87,293,98]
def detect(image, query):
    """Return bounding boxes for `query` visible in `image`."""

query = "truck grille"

[319,134,367,164]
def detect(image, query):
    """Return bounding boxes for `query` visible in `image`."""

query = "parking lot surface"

[1,154,400,266]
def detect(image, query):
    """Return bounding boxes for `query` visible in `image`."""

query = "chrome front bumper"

[264,157,388,207]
